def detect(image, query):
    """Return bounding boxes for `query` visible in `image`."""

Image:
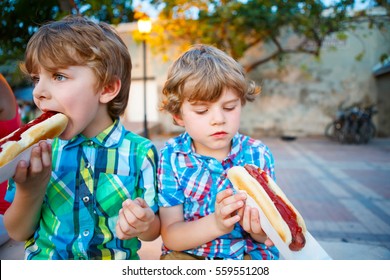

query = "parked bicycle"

[325,104,377,144]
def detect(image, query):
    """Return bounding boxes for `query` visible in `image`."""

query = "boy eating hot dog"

[3,15,160,260]
[157,44,278,260]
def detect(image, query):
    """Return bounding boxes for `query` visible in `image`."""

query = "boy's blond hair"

[161,44,260,122]
[22,15,131,119]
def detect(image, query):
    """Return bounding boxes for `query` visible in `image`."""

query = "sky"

[132,0,372,19]
[133,0,160,18]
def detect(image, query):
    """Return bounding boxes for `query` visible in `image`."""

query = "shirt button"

[85,162,91,168]
[83,230,90,237]
[82,196,90,203]
[88,141,94,146]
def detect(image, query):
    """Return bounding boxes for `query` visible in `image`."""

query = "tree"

[148,0,389,72]
[0,0,135,86]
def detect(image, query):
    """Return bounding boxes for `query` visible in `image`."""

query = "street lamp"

[137,17,152,138]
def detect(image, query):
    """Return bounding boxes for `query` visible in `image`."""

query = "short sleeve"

[157,147,184,207]
[138,143,159,213]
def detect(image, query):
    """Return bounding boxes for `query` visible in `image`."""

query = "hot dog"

[227,164,306,251]
[0,111,68,167]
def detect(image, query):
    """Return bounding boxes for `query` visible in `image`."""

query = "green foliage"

[355,51,365,61]
[149,0,389,72]
[0,0,135,86]
[379,53,389,63]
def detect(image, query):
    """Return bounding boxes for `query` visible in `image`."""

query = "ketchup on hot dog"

[0,111,57,153]
[244,164,306,251]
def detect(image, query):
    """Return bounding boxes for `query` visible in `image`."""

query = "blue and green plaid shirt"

[6,120,158,260]
[158,132,279,260]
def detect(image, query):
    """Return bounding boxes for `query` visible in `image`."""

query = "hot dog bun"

[227,165,306,251]
[0,112,68,167]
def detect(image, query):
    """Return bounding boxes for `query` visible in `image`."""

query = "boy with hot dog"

[3,16,160,260]
[157,44,279,260]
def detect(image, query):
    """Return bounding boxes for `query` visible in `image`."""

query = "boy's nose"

[211,108,226,125]
[32,82,50,100]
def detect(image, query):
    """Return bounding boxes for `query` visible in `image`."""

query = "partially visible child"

[0,73,22,246]
[4,16,160,260]
[157,44,279,260]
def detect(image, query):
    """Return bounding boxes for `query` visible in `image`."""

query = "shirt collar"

[228,132,242,164]
[172,132,194,155]
[61,119,124,149]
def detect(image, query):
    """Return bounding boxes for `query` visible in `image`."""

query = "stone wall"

[117,20,390,138]
[240,21,390,137]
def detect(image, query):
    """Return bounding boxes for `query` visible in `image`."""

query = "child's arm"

[4,141,52,241]
[116,197,160,241]
[159,189,246,251]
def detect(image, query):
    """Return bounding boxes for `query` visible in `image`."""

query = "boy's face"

[32,66,113,140]
[174,88,242,161]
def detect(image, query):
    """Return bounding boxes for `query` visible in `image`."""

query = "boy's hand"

[214,189,246,235]
[238,205,274,247]
[116,198,155,240]
[13,141,52,196]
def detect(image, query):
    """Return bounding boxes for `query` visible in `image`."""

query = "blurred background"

[1,0,390,260]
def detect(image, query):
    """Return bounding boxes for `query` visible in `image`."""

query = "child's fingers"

[122,199,152,222]
[264,238,274,247]
[133,197,147,208]
[13,160,28,183]
[250,208,263,234]
[223,192,247,206]
[236,203,245,219]
[222,214,241,228]
[116,208,136,237]
[116,221,135,240]
[217,189,246,206]
[241,206,251,231]
[29,146,43,173]
[121,200,140,225]
[216,189,233,203]
[220,199,244,216]
[39,141,52,167]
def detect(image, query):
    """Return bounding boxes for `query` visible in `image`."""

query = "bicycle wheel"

[339,121,349,144]
[325,121,340,141]
[359,122,376,144]
[350,120,360,144]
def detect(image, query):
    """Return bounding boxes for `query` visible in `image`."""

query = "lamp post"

[137,18,152,138]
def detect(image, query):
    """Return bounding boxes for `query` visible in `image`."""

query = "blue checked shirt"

[158,132,279,260]
[6,120,158,260]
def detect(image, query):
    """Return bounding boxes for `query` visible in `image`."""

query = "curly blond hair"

[161,44,260,124]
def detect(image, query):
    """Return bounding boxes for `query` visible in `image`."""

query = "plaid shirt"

[6,120,158,260]
[158,132,279,260]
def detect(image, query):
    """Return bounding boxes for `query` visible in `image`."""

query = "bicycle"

[325,104,348,142]
[325,104,377,144]
[357,105,377,144]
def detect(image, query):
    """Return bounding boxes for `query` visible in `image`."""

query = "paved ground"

[258,135,390,259]
[1,129,390,260]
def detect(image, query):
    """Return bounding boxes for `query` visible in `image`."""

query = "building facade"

[117,19,390,138]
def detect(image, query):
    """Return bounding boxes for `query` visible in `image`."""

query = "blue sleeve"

[157,146,184,207]
[5,178,16,203]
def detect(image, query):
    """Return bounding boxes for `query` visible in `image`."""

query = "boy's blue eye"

[54,74,66,81]
[30,76,39,86]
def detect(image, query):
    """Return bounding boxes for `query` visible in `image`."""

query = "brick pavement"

[257,136,390,256]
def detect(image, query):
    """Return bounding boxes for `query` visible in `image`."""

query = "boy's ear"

[99,78,121,104]
[173,114,185,126]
